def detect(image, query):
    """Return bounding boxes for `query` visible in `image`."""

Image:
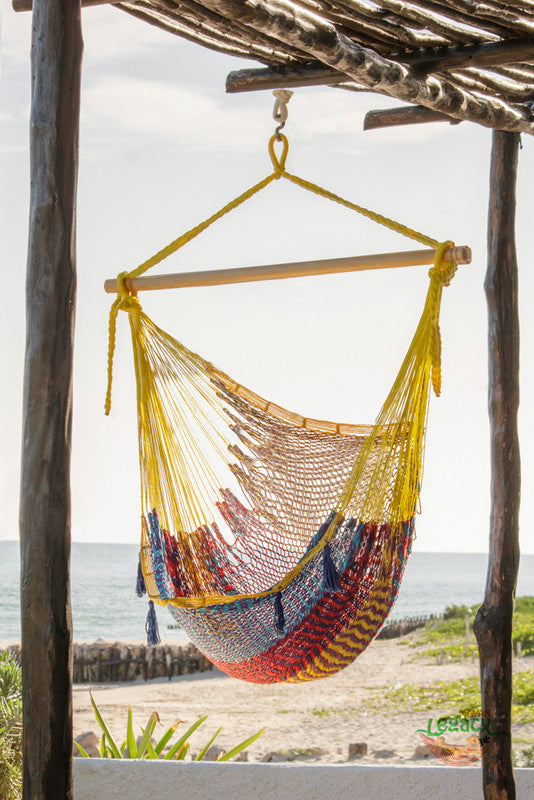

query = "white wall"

[73,759,534,800]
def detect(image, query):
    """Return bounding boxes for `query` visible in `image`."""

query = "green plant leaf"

[100,733,108,759]
[74,742,90,758]
[154,722,180,756]
[145,739,158,760]
[137,713,159,759]
[164,716,207,760]
[90,692,121,758]
[175,742,189,761]
[218,729,264,761]
[195,726,222,761]
[126,707,137,758]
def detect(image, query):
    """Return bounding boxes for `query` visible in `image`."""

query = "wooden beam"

[20,0,82,798]
[203,0,534,133]
[405,37,534,74]
[104,246,472,294]
[364,105,461,130]
[473,131,520,800]
[226,63,347,93]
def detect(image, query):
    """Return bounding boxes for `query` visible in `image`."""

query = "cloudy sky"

[1,1,533,553]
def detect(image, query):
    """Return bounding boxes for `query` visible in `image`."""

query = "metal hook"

[273,89,293,140]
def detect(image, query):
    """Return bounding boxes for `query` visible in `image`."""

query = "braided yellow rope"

[106,134,451,413]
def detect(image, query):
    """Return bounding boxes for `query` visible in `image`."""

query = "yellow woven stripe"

[289,581,392,682]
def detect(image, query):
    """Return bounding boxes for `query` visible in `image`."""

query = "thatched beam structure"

[225,38,534,93]
[473,131,521,800]
[20,0,83,797]
[200,0,534,133]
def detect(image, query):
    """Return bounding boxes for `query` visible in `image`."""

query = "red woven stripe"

[209,574,392,683]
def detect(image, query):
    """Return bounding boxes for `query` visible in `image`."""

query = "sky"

[1,2,533,554]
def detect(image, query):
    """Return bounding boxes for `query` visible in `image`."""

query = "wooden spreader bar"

[105,245,471,293]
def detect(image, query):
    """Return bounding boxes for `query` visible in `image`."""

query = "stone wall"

[72,760,534,800]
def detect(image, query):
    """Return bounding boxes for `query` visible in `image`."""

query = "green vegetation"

[521,743,534,768]
[0,652,22,800]
[275,747,325,760]
[512,671,534,723]
[311,706,355,718]
[412,596,534,658]
[79,691,263,760]
[414,605,476,647]
[415,644,478,662]
[363,670,534,724]
[512,596,534,656]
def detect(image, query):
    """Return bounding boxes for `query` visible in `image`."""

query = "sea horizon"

[4,537,534,555]
[1,542,533,645]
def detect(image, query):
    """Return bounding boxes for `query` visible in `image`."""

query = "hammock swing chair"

[105,106,468,685]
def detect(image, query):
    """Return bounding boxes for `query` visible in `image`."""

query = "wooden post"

[473,130,520,800]
[20,0,83,797]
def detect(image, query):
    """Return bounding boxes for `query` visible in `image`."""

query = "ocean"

[1,541,533,644]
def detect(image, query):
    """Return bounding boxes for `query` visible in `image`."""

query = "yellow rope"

[106,134,452,414]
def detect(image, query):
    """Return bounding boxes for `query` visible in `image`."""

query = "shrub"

[0,652,22,800]
[521,744,534,768]
[443,604,470,621]
[76,691,263,761]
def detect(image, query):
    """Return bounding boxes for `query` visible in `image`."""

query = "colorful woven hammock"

[105,134,459,684]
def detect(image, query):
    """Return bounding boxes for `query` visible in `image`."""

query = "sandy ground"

[68,637,534,765]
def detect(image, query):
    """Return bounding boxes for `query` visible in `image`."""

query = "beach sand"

[70,636,534,765]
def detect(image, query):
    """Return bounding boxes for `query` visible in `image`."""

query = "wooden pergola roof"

[108,0,534,133]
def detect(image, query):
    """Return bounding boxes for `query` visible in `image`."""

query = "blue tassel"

[145,600,160,646]
[323,543,341,592]
[274,592,285,636]
[136,558,146,597]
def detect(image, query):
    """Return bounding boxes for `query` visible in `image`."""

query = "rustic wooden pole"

[20,0,83,797]
[225,64,347,93]
[473,130,520,800]
[364,105,461,130]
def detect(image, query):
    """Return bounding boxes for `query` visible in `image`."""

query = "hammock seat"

[106,135,460,683]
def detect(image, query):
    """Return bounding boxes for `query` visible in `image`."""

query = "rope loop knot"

[268,133,289,178]
[429,241,458,287]
[105,272,141,416]
[115,271,142,314]
[427,242,457,398]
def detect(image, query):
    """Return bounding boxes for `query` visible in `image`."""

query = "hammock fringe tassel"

[323,542,342,593]
[136,558,146,597]
[274,592,285,636]
[145,600,160,647]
